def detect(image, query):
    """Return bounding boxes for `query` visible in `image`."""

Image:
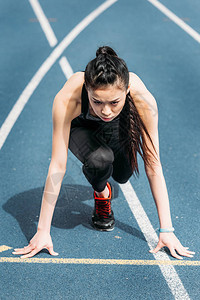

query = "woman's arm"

[129,73,195,259]
[36,96,72,233]
[13,72,83,258]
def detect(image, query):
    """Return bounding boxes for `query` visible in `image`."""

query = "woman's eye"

[93,101,119,105]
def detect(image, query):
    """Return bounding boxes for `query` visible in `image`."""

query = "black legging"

[68,117,134,192]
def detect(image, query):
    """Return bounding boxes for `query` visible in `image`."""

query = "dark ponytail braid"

[84,46,158,177]
[85,46,129,89]
[119,92,158,177]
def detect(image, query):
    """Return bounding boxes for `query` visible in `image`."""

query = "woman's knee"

[112,170,133,184]
[84,146,114,169]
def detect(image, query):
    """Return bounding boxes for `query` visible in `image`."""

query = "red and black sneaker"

[92,182,115,231]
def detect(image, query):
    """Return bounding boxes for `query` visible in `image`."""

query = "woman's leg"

[105,121,134,184]
[68,125,114,193]
[112,150,134,184]
[68,122,133,232]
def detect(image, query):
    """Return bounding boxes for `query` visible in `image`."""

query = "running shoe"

[92,182,115,231]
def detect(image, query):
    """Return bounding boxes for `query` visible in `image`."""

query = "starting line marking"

[0,257,199,265]
[0,245,12,253]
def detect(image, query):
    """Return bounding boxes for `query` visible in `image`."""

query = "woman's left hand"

[149,233,195,259]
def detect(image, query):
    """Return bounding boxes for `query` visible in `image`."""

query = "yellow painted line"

[0,245,12,253]
[0,257,199,265]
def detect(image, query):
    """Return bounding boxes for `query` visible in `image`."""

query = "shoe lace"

[95,199,111,218]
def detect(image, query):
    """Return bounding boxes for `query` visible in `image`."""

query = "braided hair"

[84,46,158,177]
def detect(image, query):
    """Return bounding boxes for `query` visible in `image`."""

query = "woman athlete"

[13,46,195,260]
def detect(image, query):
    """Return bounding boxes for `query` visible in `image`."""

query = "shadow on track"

[2,183,145,243]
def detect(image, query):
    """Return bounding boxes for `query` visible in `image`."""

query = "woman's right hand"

[12,229,59,258]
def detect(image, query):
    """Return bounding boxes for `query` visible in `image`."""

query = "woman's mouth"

[101,116,113,121]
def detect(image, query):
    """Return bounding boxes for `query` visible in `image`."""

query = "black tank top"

[70,83,128,143]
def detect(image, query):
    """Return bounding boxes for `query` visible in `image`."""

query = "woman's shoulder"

[129,72,158,116]
[55,71,85,105]
[53,72,85,121]
[129,71,151,96]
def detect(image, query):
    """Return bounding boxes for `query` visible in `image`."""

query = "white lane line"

[29,0,58,47]
[29,2,73,82]
[0,0,118,150]
[30,1,74,79]
[119,181,190,300]
[147,0,200,43]
[59,57,74,80]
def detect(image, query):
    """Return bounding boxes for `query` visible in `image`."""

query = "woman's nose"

[102,106,111,116]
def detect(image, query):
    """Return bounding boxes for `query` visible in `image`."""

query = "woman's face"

[87,83,130,122]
